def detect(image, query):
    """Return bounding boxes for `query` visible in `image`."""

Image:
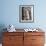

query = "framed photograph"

[19,5,34,23]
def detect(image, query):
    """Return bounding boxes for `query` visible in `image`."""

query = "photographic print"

[19,5,34,23]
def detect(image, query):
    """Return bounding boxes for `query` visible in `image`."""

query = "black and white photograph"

[19,5,34,23]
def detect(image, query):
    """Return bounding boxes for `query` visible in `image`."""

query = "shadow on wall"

[0,24,7,43]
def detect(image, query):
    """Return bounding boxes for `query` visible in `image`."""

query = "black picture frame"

[19,5,34,23]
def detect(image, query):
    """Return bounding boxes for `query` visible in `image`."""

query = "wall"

[0,0,46,29]
[0,0,46,44]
